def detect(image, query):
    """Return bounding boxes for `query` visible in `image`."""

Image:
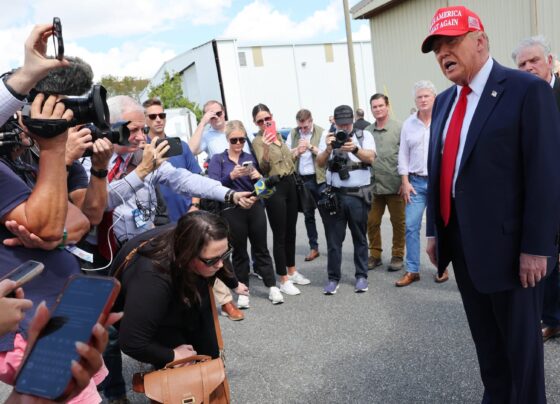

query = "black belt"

[299,174,316,180]
[409,173,428,178]
[332,185,368,194]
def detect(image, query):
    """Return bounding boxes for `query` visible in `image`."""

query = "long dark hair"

[138,211,231,306]
[251,103,270,121]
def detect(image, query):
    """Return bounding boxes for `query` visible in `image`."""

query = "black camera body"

[332,130,351,149]
[318,187,339,216]
[328,152,350,180]
[81,121,130,157]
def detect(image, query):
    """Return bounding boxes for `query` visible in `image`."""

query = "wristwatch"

[352,146,359,155]
[90,167,108,179]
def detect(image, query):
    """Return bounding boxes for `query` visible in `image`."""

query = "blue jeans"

[404,175,428,273]
[301,175,326,250]
[323,193,369,282]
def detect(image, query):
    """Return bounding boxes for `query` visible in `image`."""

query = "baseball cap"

[421,6,484,53]
[333,105,354,125]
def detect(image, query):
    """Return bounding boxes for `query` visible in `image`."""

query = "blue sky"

[1,0,369,80]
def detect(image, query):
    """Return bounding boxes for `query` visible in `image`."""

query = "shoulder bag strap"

[112,239,150,278]
[208,283,225,357]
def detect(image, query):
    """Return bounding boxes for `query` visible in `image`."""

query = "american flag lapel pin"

[491,90,497,97]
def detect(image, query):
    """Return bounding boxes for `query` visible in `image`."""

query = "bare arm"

[188,110,215,155]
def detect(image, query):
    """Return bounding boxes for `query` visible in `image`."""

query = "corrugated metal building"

[141,39,375,133]
[351,0,560,121]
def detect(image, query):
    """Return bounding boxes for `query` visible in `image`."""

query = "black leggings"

[265,174,298,276]
[222,203,276,287]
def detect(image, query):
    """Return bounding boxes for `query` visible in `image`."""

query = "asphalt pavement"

[1,210,559,403]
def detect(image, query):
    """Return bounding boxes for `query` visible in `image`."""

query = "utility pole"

[343,0,359,111]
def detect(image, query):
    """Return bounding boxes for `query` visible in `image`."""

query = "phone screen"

[15,275,120,400]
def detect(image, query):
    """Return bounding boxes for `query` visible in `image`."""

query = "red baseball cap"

[421,6,484,53]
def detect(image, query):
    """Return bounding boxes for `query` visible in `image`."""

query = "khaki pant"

[367,193,405,259]
[213,278,233,305]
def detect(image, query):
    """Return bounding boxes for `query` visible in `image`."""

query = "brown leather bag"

[115,244,231,404]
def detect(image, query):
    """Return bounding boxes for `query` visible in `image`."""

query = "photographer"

[316,105,376,295]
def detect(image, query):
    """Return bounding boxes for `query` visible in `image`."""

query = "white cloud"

[65,41,177,80]
[352,23,371,41]
[224,0,340,42]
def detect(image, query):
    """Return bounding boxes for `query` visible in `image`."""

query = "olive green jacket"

[365,119,402,195]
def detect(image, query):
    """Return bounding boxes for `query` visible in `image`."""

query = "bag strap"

[111,239,151,278]
[164,355,212,368]
[208,283,225,361]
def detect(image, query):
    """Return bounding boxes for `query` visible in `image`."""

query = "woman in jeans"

[251,103,310,296]
[208,120,283,306]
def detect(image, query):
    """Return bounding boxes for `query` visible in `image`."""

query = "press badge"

[132,208,148,228]
[65,245,94,263]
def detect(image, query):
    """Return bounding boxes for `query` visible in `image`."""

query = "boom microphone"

[251,175,280,198]
[33,56,93,96]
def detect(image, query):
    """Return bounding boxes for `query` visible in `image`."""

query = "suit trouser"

[542,262,560,327]
[367,193,405,259]
[446,209,546,404]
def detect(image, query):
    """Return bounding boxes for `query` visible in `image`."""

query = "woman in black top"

[115,211,248,369]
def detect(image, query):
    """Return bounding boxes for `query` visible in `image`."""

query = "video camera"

[80,121,130,157]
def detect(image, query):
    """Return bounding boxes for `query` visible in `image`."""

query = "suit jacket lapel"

[431,89,456,177]
[458,62,505,175]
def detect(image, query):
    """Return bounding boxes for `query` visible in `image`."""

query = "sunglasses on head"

[229,137,246,145]
[210,111,223,119]
[147,113,167,120]
[198,246,233,267]
[256,116,272,125]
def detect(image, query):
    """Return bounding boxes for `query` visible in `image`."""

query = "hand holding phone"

[15,275,120,401]
[1,261,44,298]
[242,161,254,170]
[52,17,64,61]
[155,137,182,158]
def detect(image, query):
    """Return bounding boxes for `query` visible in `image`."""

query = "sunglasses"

[210,111,223,119]
[256,116,272,125]
[198,246,233,267]
[147,113,167,120]
[229,137,246,145]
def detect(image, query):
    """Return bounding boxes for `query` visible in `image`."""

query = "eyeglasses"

[256,116,272,125]
[147,113,167,120]
[229,137,246,145]
[198,246,233,267]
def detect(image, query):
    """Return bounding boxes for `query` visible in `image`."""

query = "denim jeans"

[301,175,326,250]
[99,325,126,400]
[323,193,369,282]
[404,175,428,273]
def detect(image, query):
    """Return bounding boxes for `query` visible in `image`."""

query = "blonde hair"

[225,120,247,137]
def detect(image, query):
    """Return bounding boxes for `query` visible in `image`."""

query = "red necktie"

[98,155,124,260]
[440,86,471,226]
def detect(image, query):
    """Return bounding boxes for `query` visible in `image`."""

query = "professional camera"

[61,85,110,129]
[318,187,339,216]
[328,152,350,180]
[332,130,351,149]
[80,121,130,157]
[0,117,27,156]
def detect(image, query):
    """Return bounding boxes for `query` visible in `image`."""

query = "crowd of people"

[1,4,560,402]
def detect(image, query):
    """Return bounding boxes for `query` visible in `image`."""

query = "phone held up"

[15,274,120,401]
[264,120,277,143]
[1,260,44,298]
[52,17,64,61]
[155,137,183,158]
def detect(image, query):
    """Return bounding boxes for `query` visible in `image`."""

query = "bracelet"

[57,228,68,250]
[90,167,108,179]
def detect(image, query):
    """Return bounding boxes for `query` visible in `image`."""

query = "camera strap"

[21,115,69,138]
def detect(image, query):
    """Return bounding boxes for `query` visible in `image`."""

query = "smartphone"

[242,161,254,169]
[264,120,277,142]
[52,17,64,61]
[1,260,44,297]
[156,137,182,158]
[15,275,120,401]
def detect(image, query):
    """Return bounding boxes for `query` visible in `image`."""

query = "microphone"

[251,175,280,198]
[33,56,93,96]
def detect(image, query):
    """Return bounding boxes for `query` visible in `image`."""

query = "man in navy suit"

[422,6,560,403]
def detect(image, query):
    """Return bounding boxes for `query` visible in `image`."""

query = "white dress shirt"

[286,129,315,175]
[442,57,493,195]
[397,113,430,176]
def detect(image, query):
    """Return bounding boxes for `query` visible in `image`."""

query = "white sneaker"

[288,271,311,285]
[268,287,284,304]
[237,295,250,309]
[279,280,301,296]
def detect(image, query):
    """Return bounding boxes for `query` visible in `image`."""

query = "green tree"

[148,71,203,122]
[99,75,149,100]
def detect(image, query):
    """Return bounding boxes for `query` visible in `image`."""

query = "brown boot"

[368,257,382,270]
[395,272,420,287]
[388,256,404,272]
[304,249,320,261]
[221,302,244,321]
